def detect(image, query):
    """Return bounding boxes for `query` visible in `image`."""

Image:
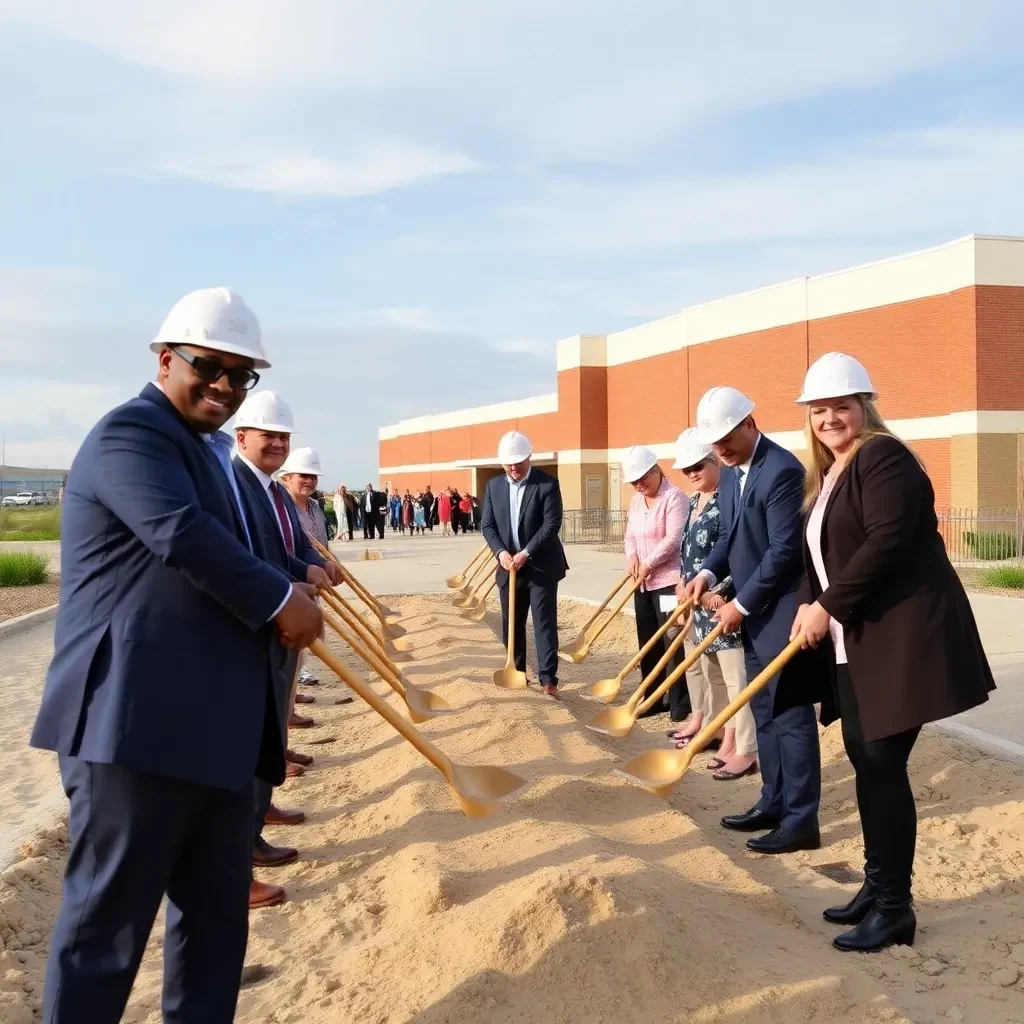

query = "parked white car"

[1,491,43,507]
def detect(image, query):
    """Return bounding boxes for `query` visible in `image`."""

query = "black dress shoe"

[746,827,821,854]
[823,880,877,925]
[252,838,298,867]
[721,807,780,832]
[833,906,916,952]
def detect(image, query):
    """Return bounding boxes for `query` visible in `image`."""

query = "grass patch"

[0,506,61,541]
[963,530,1018,560]
[982,565,1024,590]
[0,551,48,587]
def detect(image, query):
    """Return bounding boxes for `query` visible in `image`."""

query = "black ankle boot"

[823,879,877,925]
[832,905,916,953]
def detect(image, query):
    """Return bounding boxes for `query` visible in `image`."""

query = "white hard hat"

[234,390,295,433]
[621,445,659,483]
[497,430,533,463]
[695,386,756,445]
[279,446,321,476]
[797,352,877,404]
[672,428,714,470]
[150,287,270,368]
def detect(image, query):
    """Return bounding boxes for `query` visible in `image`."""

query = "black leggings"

[836,665,920,908]
[633,584,690,720]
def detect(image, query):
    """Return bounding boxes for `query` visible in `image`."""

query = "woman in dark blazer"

[790,352,994,954]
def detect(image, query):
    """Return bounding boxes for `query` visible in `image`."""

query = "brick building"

[378,235,1024,512]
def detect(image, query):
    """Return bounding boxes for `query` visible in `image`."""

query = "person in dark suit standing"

[480,431,568,699]
[684,386,822,855]
[30,288,323,1023]
[233,391,346,908]
[789,353,994,952]
[362,482,386,539]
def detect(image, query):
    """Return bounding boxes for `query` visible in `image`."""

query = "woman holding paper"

[670,428,757,779]
[621,446,689,721]
[790,352,994,953]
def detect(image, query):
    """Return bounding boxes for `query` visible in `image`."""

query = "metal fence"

[559,509,628,546]
[561,506,1024,565]
[936,507,1024,566]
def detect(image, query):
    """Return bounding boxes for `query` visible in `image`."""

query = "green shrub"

[0,551,48,587]
[982,566,1024,589]
[0,506,61,541]
[963,530,1018,560]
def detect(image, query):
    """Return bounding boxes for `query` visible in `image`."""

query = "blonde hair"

[802,394,920,512]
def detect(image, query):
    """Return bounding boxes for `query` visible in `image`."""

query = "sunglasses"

[682,460,708,474]
[171,347,260,391]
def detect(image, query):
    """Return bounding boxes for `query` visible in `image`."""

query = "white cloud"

[159,142,478,197]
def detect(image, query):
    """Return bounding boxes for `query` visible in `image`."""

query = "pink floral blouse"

[623,478,686,591]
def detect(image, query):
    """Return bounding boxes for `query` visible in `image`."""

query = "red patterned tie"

[271,483,295,555]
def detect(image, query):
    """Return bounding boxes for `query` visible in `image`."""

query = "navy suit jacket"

[31,383,293,791]
[481,467,568,587]
[701,435,805,666]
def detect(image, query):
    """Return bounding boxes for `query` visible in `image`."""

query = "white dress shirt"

[237,454,288,545]
[699,433,762,616]
[806,473,847,663]
[507,468,532,554]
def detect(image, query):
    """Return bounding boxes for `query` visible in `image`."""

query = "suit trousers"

[745,642,821,833]
[633,585,690,720]
[837,665,920,908]
[498,571,559,685]
[362,507,374,539]
[684,641,757,755]
[44,756,252,1024]
[343,508,354,540]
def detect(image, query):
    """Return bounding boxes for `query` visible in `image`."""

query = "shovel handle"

[309,640,452,781]
[460,543,490,578]
[322,606,405,696]
[617,599,691,682]
[460,552,494,593]
[503,566,518,668]
[578,573,633,634]
[320,587,387,654]
[627,608,695,711]
[637,621,726,714]
[313,539,385,621]
[677,635,807,763]
[583,575,642,648]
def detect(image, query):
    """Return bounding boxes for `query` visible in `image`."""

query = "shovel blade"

[556,632,591,664]
[492,666,528,689]
[588,677,622,703]
[449,763,530,816]
[386,636,413,652]
[384,623,407,638]
[453,595,474,608]
[585,705,637,738]
[464,602,490,622]
[616,748,694,797]
[446,575,466,589]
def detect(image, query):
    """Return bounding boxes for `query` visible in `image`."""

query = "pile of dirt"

[3,593,1023,1022]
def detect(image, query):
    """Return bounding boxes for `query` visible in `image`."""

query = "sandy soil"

[0,582,59,624]
[3,594,1024,1023]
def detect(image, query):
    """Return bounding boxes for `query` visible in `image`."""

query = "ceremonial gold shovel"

[461,576,498,621]
[617,635,806,796]
[447,543,489,588]
[311,641,528,817]
[492,567,528,689]
[557,575,641,665]
[587,620,725,738]
[320,588,413,662]
[321,606,450,722]
[452,555,492,605]
[312,539,402,626]
[557,572,632,664]
[588,600,692,703]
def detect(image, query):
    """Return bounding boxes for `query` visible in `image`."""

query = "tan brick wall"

[976,285,1024,410]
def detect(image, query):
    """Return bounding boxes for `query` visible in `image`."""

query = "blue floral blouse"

[682,491,743,653]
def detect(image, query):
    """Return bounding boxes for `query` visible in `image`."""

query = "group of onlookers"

[333,482,481,540]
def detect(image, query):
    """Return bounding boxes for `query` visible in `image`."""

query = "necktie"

[734,468,745,528]
[271,482,296,555]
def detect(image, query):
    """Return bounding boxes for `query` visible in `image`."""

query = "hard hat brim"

[796,388,878,405]
[235,422,293,433]
[149,338,271,370]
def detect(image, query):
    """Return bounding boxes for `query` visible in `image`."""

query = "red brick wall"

[975,285,1024,409]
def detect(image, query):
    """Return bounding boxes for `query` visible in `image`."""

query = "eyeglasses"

[171,347,260,391]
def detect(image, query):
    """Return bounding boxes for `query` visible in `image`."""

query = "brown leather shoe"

[249,880,286,909]
[543,684,560,701]
[253,839,298,867]
[285,761,304,778]
[289,712,315,728]
[294,692,315,704]
[286,749,314,767]
[265,804,305,826]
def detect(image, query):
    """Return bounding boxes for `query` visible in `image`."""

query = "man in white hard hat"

[233,396,345,909]
[32,288,323,1022]
[682,385,822,855]
[480,431,568,698]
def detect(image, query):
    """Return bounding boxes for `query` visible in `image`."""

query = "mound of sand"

[3,593,1024,1022]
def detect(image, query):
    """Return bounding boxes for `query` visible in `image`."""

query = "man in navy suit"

[684,386,821,855]
[480,431,568,699]
[232,390,345,908]
[31,288,323,1023]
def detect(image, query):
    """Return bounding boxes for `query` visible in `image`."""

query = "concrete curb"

[0,603,58,640]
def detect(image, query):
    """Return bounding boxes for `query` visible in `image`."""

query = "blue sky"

[1,1,1023,482]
